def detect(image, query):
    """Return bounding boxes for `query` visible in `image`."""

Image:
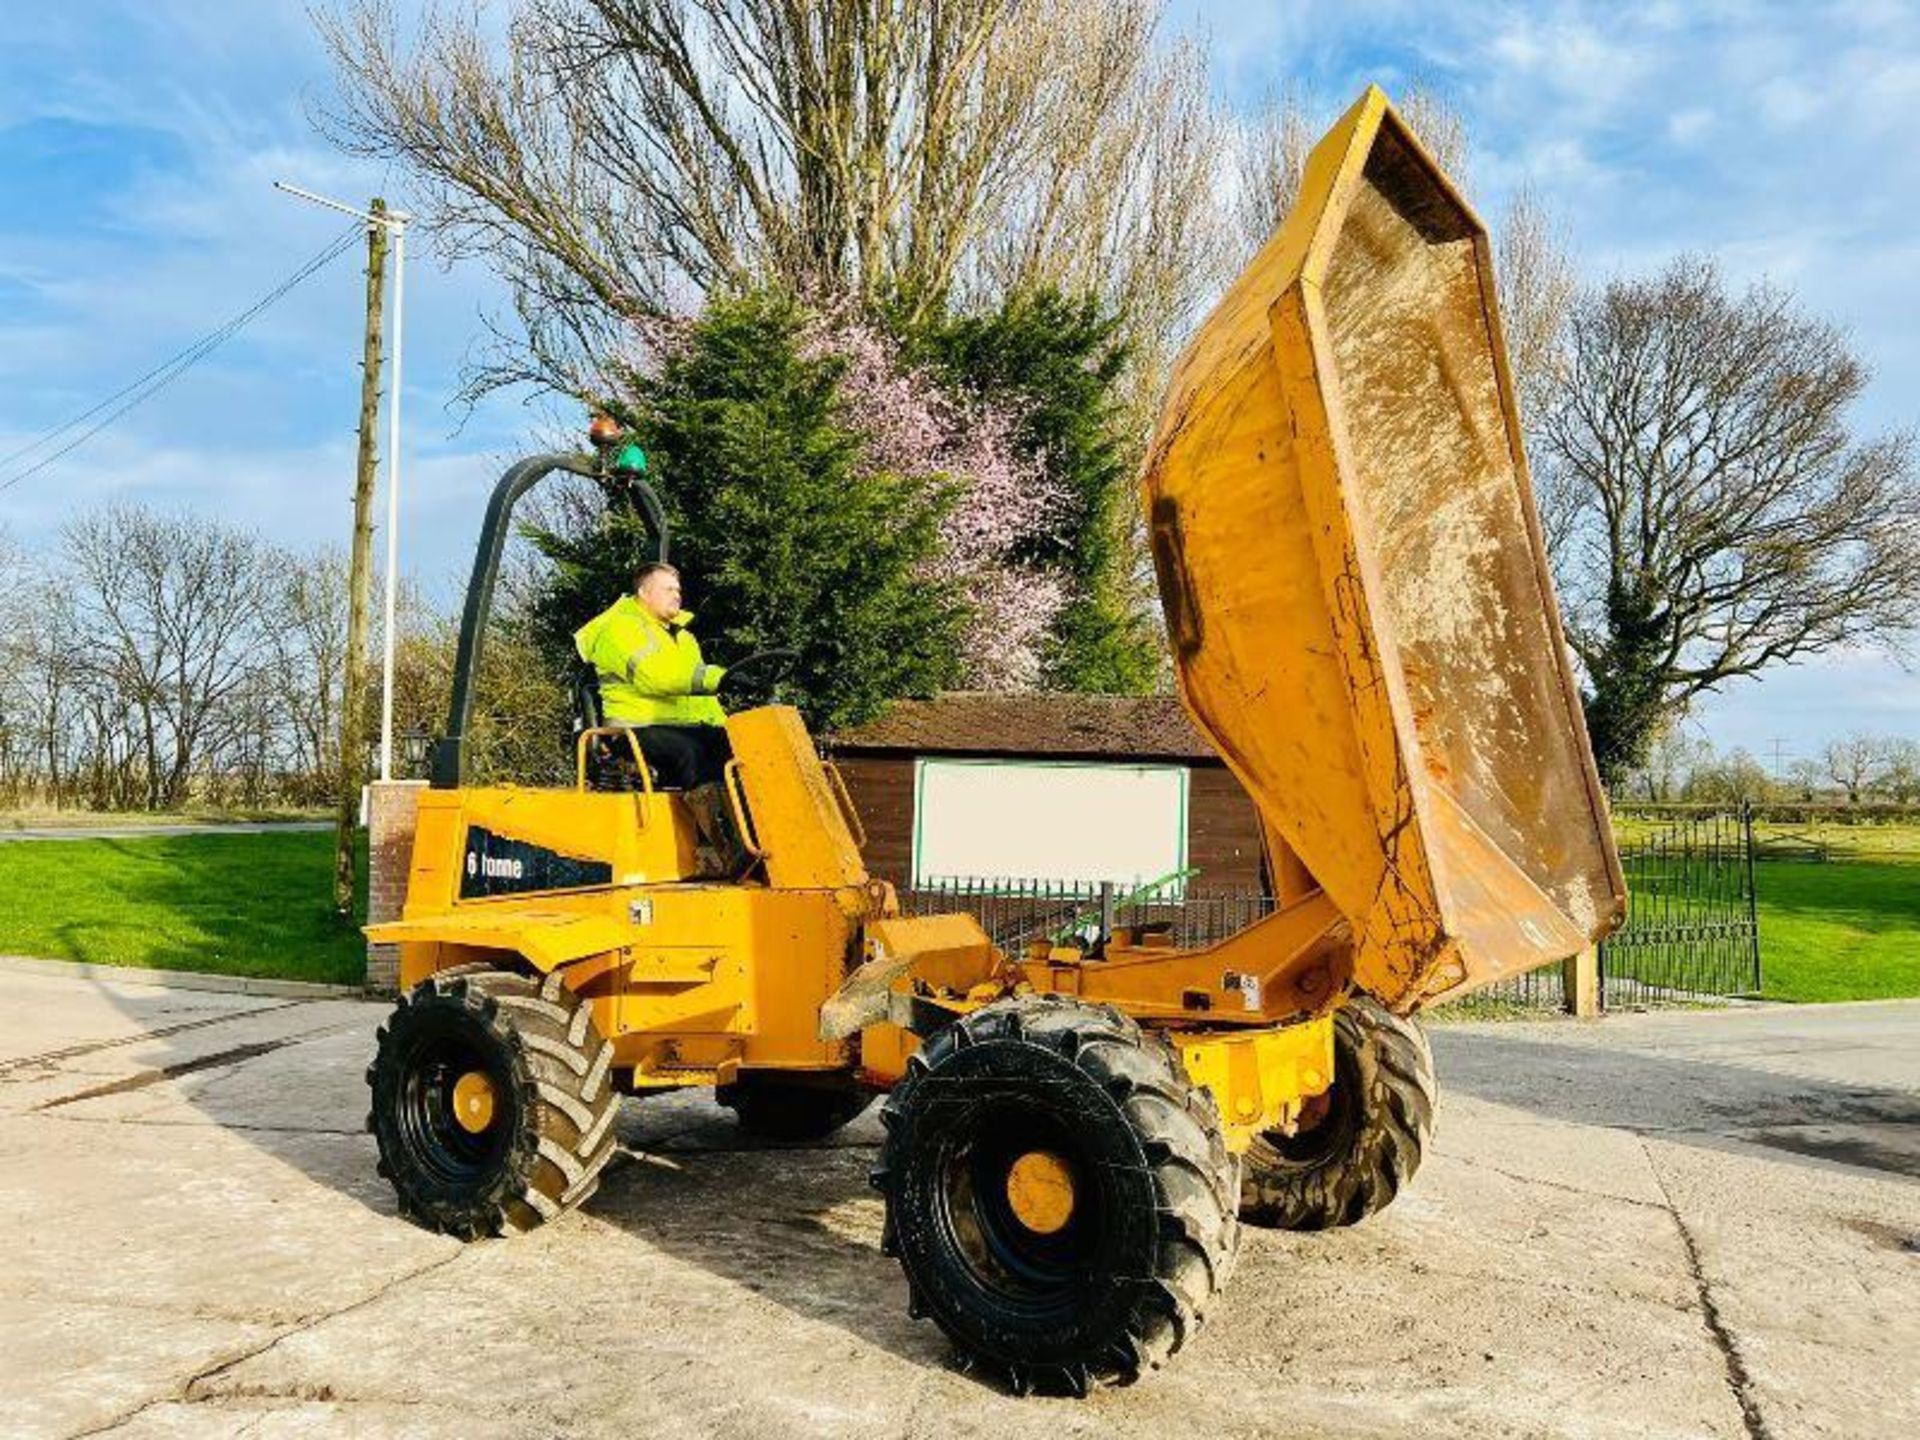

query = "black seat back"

[571,657,668,792]
[570,658,606,735]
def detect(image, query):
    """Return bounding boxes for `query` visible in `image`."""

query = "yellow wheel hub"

[1005,1150,1076,1234]
[451,1070,497,1134]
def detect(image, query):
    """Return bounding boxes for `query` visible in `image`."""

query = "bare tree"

[1683,745,1775,806]
[62,504,276,809]
[1784,757,1826,803]
[0,565,89,806]
[1623,722,1712,803]
[0,533,29,799]
[318,0,1227,403]
[270,548,352,796]
[1825,733,1887,805]
[1229,85,1311,266]
[1502,185,1581,563]
[962,32,1233,424]
[1537,256,1920,783]
[1496,186,1576,424]
[1877,737,1920,804]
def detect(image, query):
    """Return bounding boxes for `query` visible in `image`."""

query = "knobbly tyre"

[365,88,1624,1396]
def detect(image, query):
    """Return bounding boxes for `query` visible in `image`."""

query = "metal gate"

[901,807,1764,1015]
[1599,805,1762,1006]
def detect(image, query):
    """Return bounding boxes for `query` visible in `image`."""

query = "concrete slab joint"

[366,780,427,995]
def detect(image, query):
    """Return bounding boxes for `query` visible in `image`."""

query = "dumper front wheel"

[367,967,618,1239]
[1240,996,1433,1230]
[872,997,1239,1395]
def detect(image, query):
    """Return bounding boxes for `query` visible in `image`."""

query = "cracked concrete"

[0,965,1915,1438]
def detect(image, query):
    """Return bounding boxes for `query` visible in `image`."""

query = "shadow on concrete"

[1432,1026,1920,1178]
[27,968,393,1221]
[39,959,957,1372]
[584,1101,956,1372]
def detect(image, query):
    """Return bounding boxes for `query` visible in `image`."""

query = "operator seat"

[570,658,666,792]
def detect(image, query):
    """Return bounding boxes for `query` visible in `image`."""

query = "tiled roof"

[826,691,1219,762]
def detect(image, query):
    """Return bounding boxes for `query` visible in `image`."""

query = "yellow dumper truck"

[366,88,1623,1394]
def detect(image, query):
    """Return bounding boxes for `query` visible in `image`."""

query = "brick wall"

[366,780,426,993]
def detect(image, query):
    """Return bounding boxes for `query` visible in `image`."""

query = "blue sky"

[2,1,1916,768]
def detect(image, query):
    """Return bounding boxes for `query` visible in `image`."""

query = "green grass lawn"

[1754,859,1920,1002]
[0,830,365,985]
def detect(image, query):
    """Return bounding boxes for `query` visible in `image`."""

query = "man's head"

[634,562,682,621]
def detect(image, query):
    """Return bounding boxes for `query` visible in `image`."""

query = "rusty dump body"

[1145,87,1625,1012]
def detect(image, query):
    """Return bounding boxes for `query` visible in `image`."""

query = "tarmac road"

[0,964,1914,1439]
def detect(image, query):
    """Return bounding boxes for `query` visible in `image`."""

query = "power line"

[1767,737,1793,779]
[0,221,365,494]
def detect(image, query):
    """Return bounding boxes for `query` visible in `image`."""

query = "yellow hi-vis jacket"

[573,596,727,727]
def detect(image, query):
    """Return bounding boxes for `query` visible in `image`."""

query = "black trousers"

[632,723,733,790]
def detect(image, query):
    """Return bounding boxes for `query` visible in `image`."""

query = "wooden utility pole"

[336,199,389,914]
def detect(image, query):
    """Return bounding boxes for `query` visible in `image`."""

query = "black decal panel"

[459,825,613,899]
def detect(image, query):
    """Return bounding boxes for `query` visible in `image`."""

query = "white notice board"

[911,759,1188,889]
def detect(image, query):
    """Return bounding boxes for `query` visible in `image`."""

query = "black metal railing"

[1598,804,1761,1007]
[898,878,1274,953]
[900,809,1763,1016]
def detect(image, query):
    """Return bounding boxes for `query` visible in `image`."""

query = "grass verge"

[1,807,328,831]
[1755,859,1920,1003]
[0,830,365,985]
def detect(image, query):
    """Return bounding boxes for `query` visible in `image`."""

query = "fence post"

[1099,881,1115,945]
[1742,801,1762,993]
[1561,945,1600,1018]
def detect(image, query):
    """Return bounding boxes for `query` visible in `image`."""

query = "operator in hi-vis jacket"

[575,561,732,788]
[574,561,793,871]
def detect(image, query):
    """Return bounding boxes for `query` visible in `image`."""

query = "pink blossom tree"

[803,313,1068,689]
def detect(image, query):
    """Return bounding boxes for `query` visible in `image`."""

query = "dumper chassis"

[365,88,1623,1394]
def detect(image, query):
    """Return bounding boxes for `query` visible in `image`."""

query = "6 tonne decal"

[459,826,612,898]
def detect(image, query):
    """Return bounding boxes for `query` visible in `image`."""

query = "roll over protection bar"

[430,454,668,789]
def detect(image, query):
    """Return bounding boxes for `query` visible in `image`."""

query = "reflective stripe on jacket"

[573,595,726,728]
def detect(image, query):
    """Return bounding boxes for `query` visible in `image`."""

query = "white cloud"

[1667,107,1713,143]
[0,0,524,587]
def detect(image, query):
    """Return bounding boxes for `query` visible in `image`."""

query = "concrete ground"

[1,968,1914,1439]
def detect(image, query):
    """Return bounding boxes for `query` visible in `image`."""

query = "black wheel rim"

[395,1024,514,1188]
[933,1101,1099,1321]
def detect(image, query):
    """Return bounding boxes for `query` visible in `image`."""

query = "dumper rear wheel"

[367,967,618,1239]
[719,1073,871,1141]
[872,997,1239,1395]
[1239,996,1432,1230]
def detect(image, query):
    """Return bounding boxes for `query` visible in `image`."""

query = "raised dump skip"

[1144,87,1624,1010]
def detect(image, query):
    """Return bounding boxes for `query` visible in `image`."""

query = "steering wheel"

[719,648,800,694]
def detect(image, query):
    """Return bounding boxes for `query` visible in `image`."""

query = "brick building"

[826,692,1267,893]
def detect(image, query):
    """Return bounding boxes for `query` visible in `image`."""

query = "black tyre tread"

[367,965,618,1239]
[874,995,1240,1394]
[1239,996,1435,1231]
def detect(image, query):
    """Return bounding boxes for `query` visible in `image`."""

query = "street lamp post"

[275,181,412,782]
